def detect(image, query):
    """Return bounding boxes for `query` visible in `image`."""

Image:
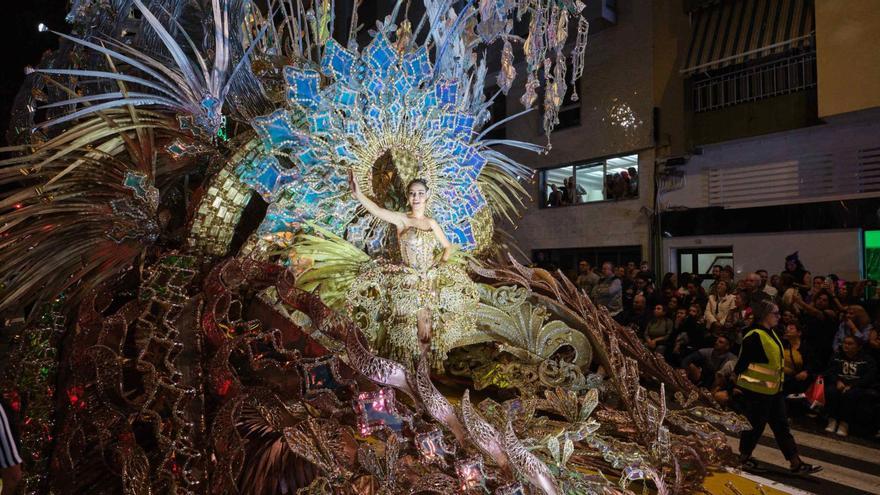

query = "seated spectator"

[591,262,622,316]
[574,260,599,296]
[616,293,649,335]
[681,334,736,388]
[832,305,872,352]
[666,295,680,315]
[794,290,838,368]
[704,280,736,330]
[665,306,704,366]
[711,359,737,407]
[644,303,673,353]
[823,336,877,437]
[781,323,816,398]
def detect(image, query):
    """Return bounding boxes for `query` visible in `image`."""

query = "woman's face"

[717,281,728,295]
[782,310,795,325]
[783,323,800,340]
[786,260,796,271]
[802,272,812,285]
[653,304,666,318]
[842,337,859,357]
[407,183,429,210]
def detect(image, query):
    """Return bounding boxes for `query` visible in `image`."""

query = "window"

[676,248,733,290]
[540,154,638,207]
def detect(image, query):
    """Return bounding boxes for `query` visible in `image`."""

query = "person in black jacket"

[734,299,820,475]
[823,336,878,437]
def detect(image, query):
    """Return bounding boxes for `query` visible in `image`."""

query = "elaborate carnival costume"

[0,1,755,494]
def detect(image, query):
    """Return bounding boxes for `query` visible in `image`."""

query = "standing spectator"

[803,275,825,304]
[591,262,622,316]
[574,260,599,296]
[547,184,562,207]
[0,398,22,495]
[681,334,736,388]
[627,166,639,196]
[832,305,872,352]
[661,272,679,294]
[769,274,782,294]
[756,269,778,298]
[794,290,838,368]
[735,300,820,475]
[725,291,753,346]
[682,280,708,310]
[779,273,800,316]
[644,304,673,353]
[634,272,657,308]
[823,336,877,437]
[704,280,736,330]
[783,252,807,287]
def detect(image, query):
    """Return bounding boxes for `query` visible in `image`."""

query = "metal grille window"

[692,50,816,112]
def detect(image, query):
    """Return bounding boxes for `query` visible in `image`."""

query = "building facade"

[508,0,880,283]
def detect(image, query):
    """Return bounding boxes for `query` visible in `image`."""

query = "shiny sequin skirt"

[346,259,479,371]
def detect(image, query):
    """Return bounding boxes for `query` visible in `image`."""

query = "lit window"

[541,154,638,207]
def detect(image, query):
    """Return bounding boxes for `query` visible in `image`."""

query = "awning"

[681,0,815,75]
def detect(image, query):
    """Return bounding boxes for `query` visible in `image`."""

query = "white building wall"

[502,0,656,257]
[661,109,880,211]
[662,229,862,281]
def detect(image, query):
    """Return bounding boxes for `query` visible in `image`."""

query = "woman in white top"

[704,280,736,328]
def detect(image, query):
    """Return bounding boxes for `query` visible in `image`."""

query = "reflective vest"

[735,327,784,395]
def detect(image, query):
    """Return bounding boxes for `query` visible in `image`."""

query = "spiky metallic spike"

[411,354,468,447]
[503,420,560,495]
[344,327,415,400]
[460,389,511,475]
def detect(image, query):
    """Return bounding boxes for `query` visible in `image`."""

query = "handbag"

[804,376,825,407]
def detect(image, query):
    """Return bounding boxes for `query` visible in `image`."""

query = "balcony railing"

[692,51,816,113]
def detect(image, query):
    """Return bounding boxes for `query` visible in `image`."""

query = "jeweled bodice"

[399,227,437,271]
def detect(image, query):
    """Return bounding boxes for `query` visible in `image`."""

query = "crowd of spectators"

[571,253,880,440]
[546,167,638,207]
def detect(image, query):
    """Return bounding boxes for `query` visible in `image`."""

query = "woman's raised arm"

[349,170,405,230]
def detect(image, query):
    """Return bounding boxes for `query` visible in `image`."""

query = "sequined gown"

[347,227,479,371]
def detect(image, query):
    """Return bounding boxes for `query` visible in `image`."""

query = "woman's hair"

[407,178,429,192]
[661,272,677,290]
[750,298,777,325]
[849,305,869,325]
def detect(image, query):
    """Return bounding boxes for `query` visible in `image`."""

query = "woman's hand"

[348,169,360,197]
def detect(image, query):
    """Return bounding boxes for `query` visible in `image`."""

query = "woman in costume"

[296,171,481,371]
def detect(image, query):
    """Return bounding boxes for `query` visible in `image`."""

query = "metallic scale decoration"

[0,1,746,494]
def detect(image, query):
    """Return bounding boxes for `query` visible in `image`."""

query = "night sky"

[0,2,67,145]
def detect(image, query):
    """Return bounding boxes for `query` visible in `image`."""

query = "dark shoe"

[740,457,766,473]
[791,463,822,475]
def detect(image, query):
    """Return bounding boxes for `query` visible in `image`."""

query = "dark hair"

[750,298,777,324]
[407,178,429,191]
